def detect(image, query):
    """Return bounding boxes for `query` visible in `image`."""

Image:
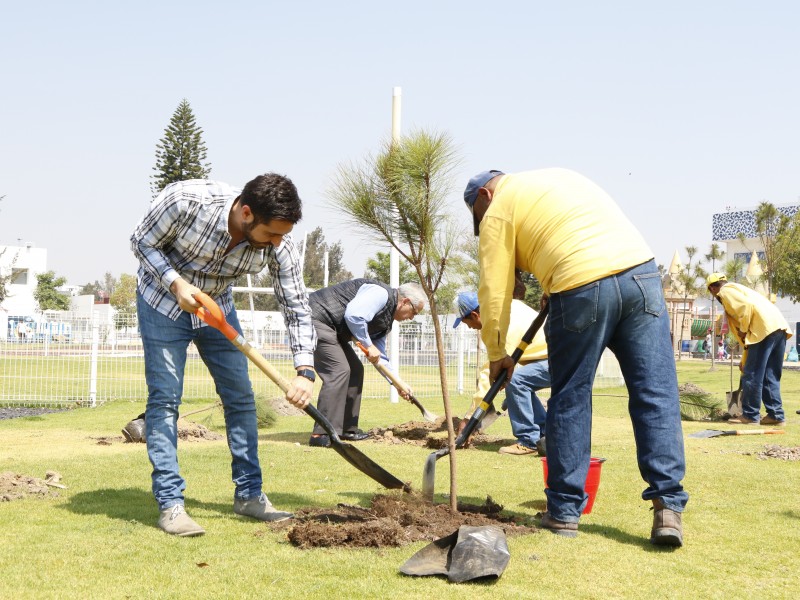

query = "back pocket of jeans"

[558,282,599,333]
[634,273,666,316]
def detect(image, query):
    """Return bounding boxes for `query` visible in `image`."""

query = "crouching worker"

[308,279,427,447]
[131,174,317,536]
[453,291,549,456]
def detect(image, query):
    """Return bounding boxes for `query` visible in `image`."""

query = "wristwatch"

[296,368,316,383]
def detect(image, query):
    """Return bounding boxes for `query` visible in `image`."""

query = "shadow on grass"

[61,488,326,530]
[578,523,681,552]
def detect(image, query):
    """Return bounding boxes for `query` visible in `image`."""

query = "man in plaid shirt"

[131,173,317,537]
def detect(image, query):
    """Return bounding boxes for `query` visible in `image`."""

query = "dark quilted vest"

[309,278,397,343]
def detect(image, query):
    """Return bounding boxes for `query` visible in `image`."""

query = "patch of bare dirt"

[754,444,800,461]
[0,471,65,501]
[275,493,537,549]
[177,419,224,442]
[678,382,708,395]
[269,396,305,417]
[368,417,504,449]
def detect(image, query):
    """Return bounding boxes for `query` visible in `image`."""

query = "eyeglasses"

[410,300,422,316]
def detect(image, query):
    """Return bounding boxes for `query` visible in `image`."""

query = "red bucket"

[541,457,606,515]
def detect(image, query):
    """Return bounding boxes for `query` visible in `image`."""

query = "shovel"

[355,341,438,423]
[688,428,785,439]
[193,292,409,492]
[421,303,549,500]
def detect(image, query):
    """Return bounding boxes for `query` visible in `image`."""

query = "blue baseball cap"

[464,170,504,236]
[453,291,479,328]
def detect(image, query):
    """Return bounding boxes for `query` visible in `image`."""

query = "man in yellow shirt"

[454,291,549,456]
[707,273,791,425]
[465,168,687,547]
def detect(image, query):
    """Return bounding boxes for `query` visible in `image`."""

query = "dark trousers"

[312,320,364,436]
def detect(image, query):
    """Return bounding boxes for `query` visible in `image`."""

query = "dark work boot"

[650,498,683,547]
[539,512,578,538]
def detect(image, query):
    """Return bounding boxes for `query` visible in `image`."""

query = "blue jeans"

[138,292,262,510]
[505,360,550,448]
[740,329,786,421]
[544,260,688,522]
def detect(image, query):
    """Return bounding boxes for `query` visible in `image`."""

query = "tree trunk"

[427,297,458,511]
[709,297,717,372]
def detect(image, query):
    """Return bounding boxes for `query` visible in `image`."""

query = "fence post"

[89,310,99,408]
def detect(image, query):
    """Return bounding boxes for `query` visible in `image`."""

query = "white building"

[0,244,48,316]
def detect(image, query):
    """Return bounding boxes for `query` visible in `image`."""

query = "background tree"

[675,246,704,361]
[301,227,353,289]
[79,271,118,302]
[772,211,800,301]
[232,270,280,311]
[517,271,544,309]
[151,99,211,197]
[723,256,747,283]
[34,271,71,311]
[329,129,463,510]
[704,243,725,371]
[110,273,137,329]
[363,250,416,284]
[752,201,797,296]
[0,247,19,306]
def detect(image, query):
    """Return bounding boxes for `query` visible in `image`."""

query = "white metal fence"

[1,309,624,407]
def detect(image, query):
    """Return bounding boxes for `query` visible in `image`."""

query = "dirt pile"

[368,417,504,449]
[177,419,223,441]
[755,444,800,461]
[280,493,538,549]
[1,471,65,502]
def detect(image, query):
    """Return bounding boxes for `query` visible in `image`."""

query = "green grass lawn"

[1,360,798,599]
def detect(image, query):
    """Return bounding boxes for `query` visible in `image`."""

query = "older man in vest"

[308,279,427,447]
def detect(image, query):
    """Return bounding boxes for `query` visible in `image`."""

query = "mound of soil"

[177,419,223,441]
[0,471,64,502]
[678,382,709,395]
[269,396,305,417]
[755,444,800,461]
[280,493,537,549]
[368,417,504,449]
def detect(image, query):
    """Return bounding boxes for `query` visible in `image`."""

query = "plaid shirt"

[131,179,316,367]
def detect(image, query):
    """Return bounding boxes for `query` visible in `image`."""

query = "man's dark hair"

[240,173,302,224]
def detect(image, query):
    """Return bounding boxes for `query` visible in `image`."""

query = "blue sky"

[2,1,799,286]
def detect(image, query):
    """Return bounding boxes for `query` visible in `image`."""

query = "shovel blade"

[330,439,409,491]
[422,448,449,500]
[688,429,726,438]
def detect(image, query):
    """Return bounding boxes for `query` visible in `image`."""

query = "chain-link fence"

[1,309,624,407]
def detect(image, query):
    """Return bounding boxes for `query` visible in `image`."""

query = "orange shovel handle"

[194,292,240,342]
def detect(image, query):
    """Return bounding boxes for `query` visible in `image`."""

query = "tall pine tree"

[151,99,211,197]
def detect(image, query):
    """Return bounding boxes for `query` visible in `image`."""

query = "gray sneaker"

[158,504,205,537]
[233,492,293,522]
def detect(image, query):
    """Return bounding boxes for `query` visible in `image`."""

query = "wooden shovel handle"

[355,341,412,395]
[736,429,785,435]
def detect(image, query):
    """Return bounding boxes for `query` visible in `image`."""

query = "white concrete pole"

[389,86,402,404]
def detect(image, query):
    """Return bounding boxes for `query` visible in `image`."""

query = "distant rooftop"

[712,205,798,241]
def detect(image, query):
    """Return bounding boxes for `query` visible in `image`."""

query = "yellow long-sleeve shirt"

[478,168,653,361]
[469,299,548,412]
[717,282,792,347]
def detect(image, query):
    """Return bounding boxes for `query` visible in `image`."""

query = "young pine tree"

[151,99,211,197]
